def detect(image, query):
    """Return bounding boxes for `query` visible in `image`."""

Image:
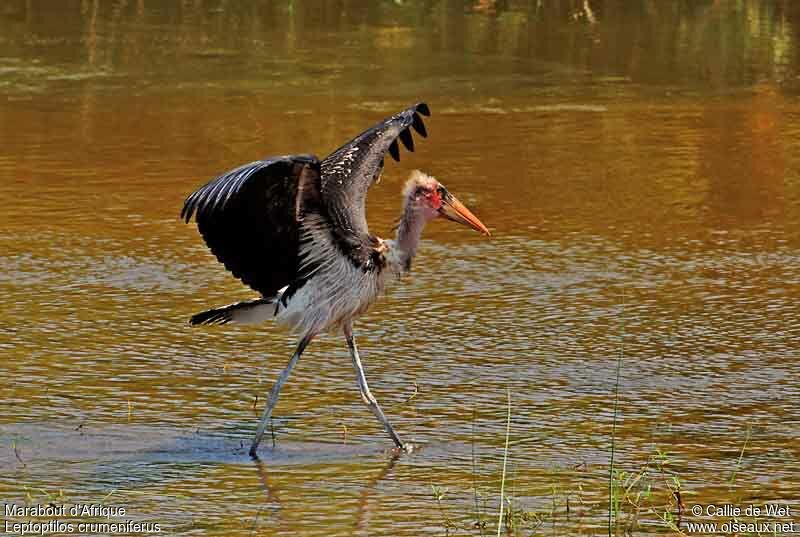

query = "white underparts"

[273,215,389,337]
[225,300,276,325]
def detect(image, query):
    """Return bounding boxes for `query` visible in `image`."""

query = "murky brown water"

[2,1,800,536]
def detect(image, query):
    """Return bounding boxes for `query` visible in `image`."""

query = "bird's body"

[181,103,489,456]
[190,171,437,336]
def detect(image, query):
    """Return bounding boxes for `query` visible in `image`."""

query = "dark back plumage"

[181,103,430,298]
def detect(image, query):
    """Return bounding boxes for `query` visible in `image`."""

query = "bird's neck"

[386,205,427,276]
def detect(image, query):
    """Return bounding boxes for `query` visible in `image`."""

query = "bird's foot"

[391,442,416,455]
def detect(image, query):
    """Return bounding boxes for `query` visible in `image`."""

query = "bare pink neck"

[393,204,428,272]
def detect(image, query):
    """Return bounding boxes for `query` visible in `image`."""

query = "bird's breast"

[275,253,388,336]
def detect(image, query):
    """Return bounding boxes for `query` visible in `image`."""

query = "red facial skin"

[426,189,442,209]
[414,186,443,221]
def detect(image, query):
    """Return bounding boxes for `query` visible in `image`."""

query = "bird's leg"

[249,335,313,457]
[344,323,406,451]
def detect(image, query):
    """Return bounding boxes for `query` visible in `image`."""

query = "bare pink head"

[402,170,490,235]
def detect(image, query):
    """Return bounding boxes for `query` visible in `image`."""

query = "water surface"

[2,1,799,535]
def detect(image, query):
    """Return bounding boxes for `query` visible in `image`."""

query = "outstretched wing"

[181,154,320,298]
[318,102,430,268]
[181,103,431,295]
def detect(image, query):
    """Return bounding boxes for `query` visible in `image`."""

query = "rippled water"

[2,1,800,536]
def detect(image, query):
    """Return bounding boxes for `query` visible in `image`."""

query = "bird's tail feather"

[190,298,275,326]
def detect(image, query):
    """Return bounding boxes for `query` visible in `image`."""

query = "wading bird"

[181,103,489,456]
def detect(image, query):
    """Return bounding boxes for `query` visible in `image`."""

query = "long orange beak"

[439,191,491,236]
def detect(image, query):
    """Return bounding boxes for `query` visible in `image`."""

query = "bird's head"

[403,170,490,236]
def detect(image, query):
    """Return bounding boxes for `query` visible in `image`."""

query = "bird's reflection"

[353,451,401,536]
[251,448,401,534]
[252,457,283,529]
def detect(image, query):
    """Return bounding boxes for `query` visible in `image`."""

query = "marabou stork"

[181,103,490,456]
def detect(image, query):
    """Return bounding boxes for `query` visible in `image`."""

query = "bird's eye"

[414,186,426,198]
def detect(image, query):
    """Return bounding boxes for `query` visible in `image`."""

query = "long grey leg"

[250,335,313,457]
[344,323,406,450]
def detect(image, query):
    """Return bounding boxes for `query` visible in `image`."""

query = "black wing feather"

[388,140,401,162]
[399,128,414,152]
[411,112,427,137]
[182,155,320,298]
